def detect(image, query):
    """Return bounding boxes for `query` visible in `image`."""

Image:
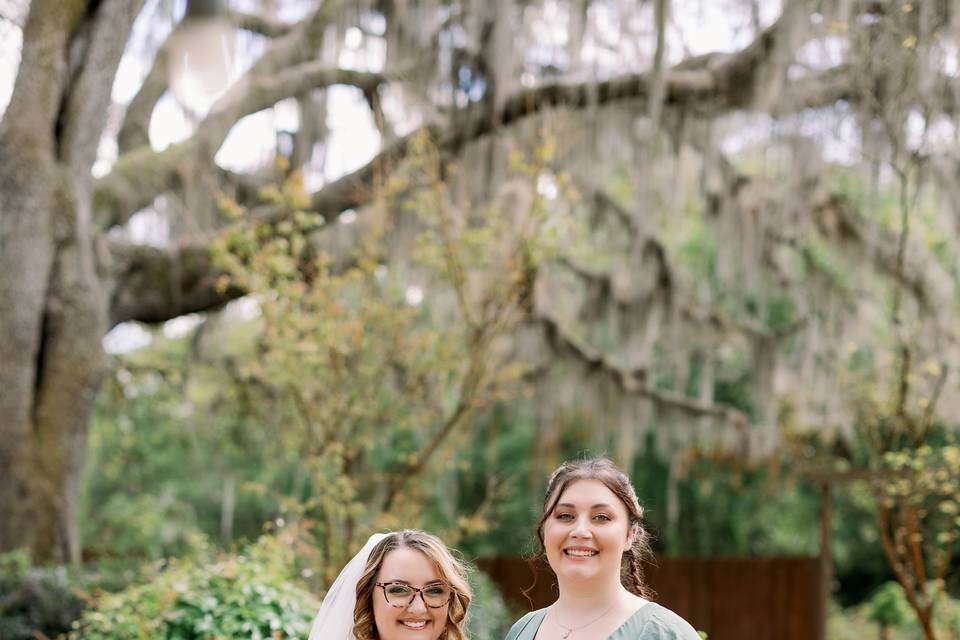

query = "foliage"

[841,336,960,636]
[439,404,540,558]
[84,339,283,566]
[866,581,912,630]
[465,566,516,640]
[68,532,317,640]
[828,599,897,640]
[630,455,821,557]
[207,135,568,577]
[0,550,87,640]
[877,441,960,583]
[830,591,960,640]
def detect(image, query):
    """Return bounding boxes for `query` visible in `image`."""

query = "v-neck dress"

[503,602,701,640]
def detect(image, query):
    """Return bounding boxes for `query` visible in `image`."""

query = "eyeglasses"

[375,581,454,608]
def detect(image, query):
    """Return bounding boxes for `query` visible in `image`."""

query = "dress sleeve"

[636,606,703,640]
[503,610,541,640]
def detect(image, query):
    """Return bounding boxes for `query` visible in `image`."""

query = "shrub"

[865,581,911,630]
[0,550,87,640]
[69,534,317,639]
[465,567,515,640]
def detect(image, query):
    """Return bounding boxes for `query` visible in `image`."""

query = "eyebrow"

[381,579,445,586]
[555,503,614,509]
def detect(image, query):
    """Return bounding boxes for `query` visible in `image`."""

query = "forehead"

[554,479,626,512]
[377,546,442,584]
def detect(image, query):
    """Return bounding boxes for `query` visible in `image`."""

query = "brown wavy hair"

[353,530,472,640]
[535,457,654,598]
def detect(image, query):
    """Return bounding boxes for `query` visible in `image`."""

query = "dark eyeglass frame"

[375,581,454,609]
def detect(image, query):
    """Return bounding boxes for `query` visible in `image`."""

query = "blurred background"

[1,0,959,638]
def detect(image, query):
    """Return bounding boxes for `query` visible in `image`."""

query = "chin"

[557,564,599,581]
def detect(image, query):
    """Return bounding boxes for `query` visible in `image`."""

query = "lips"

[563,546,599,557]
[399,619,430,631]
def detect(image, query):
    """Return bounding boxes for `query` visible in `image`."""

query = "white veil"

[308,533,389,640]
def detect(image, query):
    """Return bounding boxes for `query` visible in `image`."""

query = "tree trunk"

[0,0,142,564]
[221,473,236,541]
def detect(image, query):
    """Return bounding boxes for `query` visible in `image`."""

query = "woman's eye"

[387,585,412,595]
[425,586,446,596]
[556,512,574,521]
[593,513,611,521]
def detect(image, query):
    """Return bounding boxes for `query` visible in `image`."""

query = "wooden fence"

[476,555,824,640]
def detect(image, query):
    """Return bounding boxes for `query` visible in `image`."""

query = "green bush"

[87,490,202,560]
[465,567,515,640]
[69,535,317,640]
[0,550,87,640]
[865,581,910,630]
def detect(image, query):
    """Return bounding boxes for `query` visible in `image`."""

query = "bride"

[309,529,473,640]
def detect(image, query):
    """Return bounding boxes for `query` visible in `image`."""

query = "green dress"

[503,603,701,640]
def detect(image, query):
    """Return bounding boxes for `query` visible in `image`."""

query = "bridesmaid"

[505,457,701,640]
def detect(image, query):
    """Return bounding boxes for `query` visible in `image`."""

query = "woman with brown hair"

[310,529,472,640]
[505,457,700,640]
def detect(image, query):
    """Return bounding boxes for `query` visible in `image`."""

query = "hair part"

[536,457,654,599]
[353,529,473,640]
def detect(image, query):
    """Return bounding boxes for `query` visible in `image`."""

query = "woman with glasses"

[309,529,473,640]
[505,458,700,640]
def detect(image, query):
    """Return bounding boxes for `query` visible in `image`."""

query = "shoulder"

[503,608,547,640]
[634,603,702,640]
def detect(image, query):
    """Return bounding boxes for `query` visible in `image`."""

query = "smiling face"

[372,547,450,640]
[542,479,635,586]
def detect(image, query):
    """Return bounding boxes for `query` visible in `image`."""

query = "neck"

[554,576,630,615]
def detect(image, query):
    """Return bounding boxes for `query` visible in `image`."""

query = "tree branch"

[96,0,348,226]
[99,2,955,336]
[227,9,294,38]
[811,192,951,319]
[96,0,848,230]
[107,239,241,326]
[116,36,171,154]
[537,312,750,427]
[0,0,88,148]
[61,0,147,175]
[95,65,391,229]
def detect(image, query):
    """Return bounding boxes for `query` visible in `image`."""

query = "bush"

[0,550,87,640]
[69,534,317,640]
[465,567,515,640]
[865,581,910,630]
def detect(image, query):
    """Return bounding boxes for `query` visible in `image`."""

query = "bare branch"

[648,0,669,128]
[116,37,171,154]
[96,0,348,225]
[95,66,391,229]
[60,0,147,175]
[227,9,294,38]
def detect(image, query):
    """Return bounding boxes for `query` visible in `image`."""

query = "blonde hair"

[353,530,472,640]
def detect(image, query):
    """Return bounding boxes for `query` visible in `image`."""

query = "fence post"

[818,482,833,640]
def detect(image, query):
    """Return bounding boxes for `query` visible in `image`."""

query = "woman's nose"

[571,515,592,537]
[407,592,428,613]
